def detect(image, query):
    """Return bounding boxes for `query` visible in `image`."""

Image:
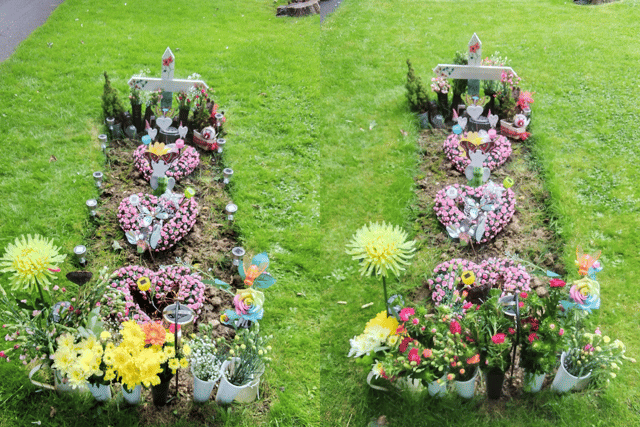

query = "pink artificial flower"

[559,328,565,336]
[399,307,415,322]
[412,318,419,325]
[491,333,506,344]
[549,279,566,288]
[407,348,421,363]
[594,327,601,335]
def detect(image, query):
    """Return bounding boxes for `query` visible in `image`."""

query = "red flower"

[528,332,539,343]
[508,327,516,335]
[449,321,461,335]
[399,336,412,353]
[518,301,525,308]
[408,348,421,363]
[549,279,566,288]
[463,302,473,310]
[491,333,506,344]
[469,43,480,53]
[162,56,174,66]
[520,291,528,299]
[396,325,407,335]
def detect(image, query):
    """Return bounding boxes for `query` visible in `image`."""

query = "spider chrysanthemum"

[346,222,416,277]
[0,234,66,292]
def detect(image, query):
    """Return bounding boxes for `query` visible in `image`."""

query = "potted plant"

[101,71,126,139]
[431,75,451,123]
[215,327,272,404]
[187,323,224,403]
[103,320,189,405]
[471,289,513,399]
[496,71,534,140]
[405,59,431,129]
[518,279,569,392]
[436,314,481,399]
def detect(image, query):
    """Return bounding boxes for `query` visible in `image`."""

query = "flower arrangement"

[471,289,514,373]
[346,221,416,314]
[518,285,568,375]
[187,322,225,382]
[427,257,531,307]
[561,327,635,382]
[430,76,451,94]
[218,327,272,387]
[0,234,66,306]
[117,192,198,252]
[102,265,206,323]
[220,252,276,329]
[51,331,114,388]
[0,261,112,366]
[443,132,512,174]
[132,144,200,182]
[347,311,399,360]
[437,315,481,382]
[433,182,516,244]
[103,320,188,390]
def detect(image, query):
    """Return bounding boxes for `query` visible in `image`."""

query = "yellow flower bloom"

[182,344,191,356]
[0,234,66,292]
[346,222,415,277]
[179,358,189,368]
[100,331,112,341]
[148,142,170,156]
[57,333,75,351]
[164,346,176,358]
[168,358,180,371]
[365,311,399,336]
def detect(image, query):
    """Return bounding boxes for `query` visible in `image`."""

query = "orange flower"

[466,353,480,365]
[141,322,166,346]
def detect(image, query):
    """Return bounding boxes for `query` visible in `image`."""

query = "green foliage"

[405,59,430,113]
[101,71,125,120]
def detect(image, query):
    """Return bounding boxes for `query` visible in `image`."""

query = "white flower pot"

[192,367,221,403]
[573,371,592,391]
[551,352,590,393]
[454,368,478,399]
[428,375,447,397]
[88,383,112,401]
[121,384,142,405]
[53,369,88,394]
[523,371,546,393]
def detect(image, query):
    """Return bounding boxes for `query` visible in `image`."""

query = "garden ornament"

[575,245,602,277]
[513,114,530,129]
[145,120,158,141]
[178,122,188,139]
[201,126,216,141]
[487,110,499,129]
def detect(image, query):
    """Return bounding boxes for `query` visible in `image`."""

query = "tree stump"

[276,0,320,17]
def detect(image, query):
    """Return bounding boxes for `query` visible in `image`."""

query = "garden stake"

[509,293,521,381]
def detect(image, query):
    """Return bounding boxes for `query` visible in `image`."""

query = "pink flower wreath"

[427,257,531,307]
[117,192,198,252]
[105,265,206,323]
[443,133,512,174]
[133,144,200,182]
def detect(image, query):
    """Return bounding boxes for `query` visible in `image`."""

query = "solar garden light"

[106,117,115,140]
[231,246,245,267]
[98,134,108,152]
[215,112,224,128]
[223,168,234,185]
[93,171,104,188]
[73,245,87,266]
[163,302,195,397]
[129,194,140,207]
[216,138,226,154]
[225,203,237,221]
[86,199,97,216]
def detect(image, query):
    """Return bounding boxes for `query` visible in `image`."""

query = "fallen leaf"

[49,155,57,163]
[337,301,347,305]
[361,302,373,309]
[400,129,408,136]
[49,406,56,418]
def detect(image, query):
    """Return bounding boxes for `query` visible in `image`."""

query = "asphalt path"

[0,0,64,62]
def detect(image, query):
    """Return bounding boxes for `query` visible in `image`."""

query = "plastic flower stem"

[382,276,389,316]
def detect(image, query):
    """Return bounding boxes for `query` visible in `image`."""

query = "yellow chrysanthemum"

[179,358,189,368]
[346,222,415,277]
[104,368,116,382]
[182,344,191,356]
[168,358,180,373]
[148,142,171,156]
[100,331,112,341]
[365,311,399,336]
[0,234,66,292]
[56,333,76,351]
[52,347,75,371]
[164,346,176,358]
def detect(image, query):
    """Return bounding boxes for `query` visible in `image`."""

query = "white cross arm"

[433,65,517,81]
[128,77,209,92]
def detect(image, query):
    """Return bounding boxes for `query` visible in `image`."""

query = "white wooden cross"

[432,33,518,97]
[127,47,208,110]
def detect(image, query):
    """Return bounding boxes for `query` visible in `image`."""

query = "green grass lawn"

[1,0,640,426]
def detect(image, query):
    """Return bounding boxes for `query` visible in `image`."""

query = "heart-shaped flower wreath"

[433,182,516,244]
[133,144,200,182]
[427,257,531,308]
[443,133,512,174]
[117,192,198,252]
[103,264,206,323]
